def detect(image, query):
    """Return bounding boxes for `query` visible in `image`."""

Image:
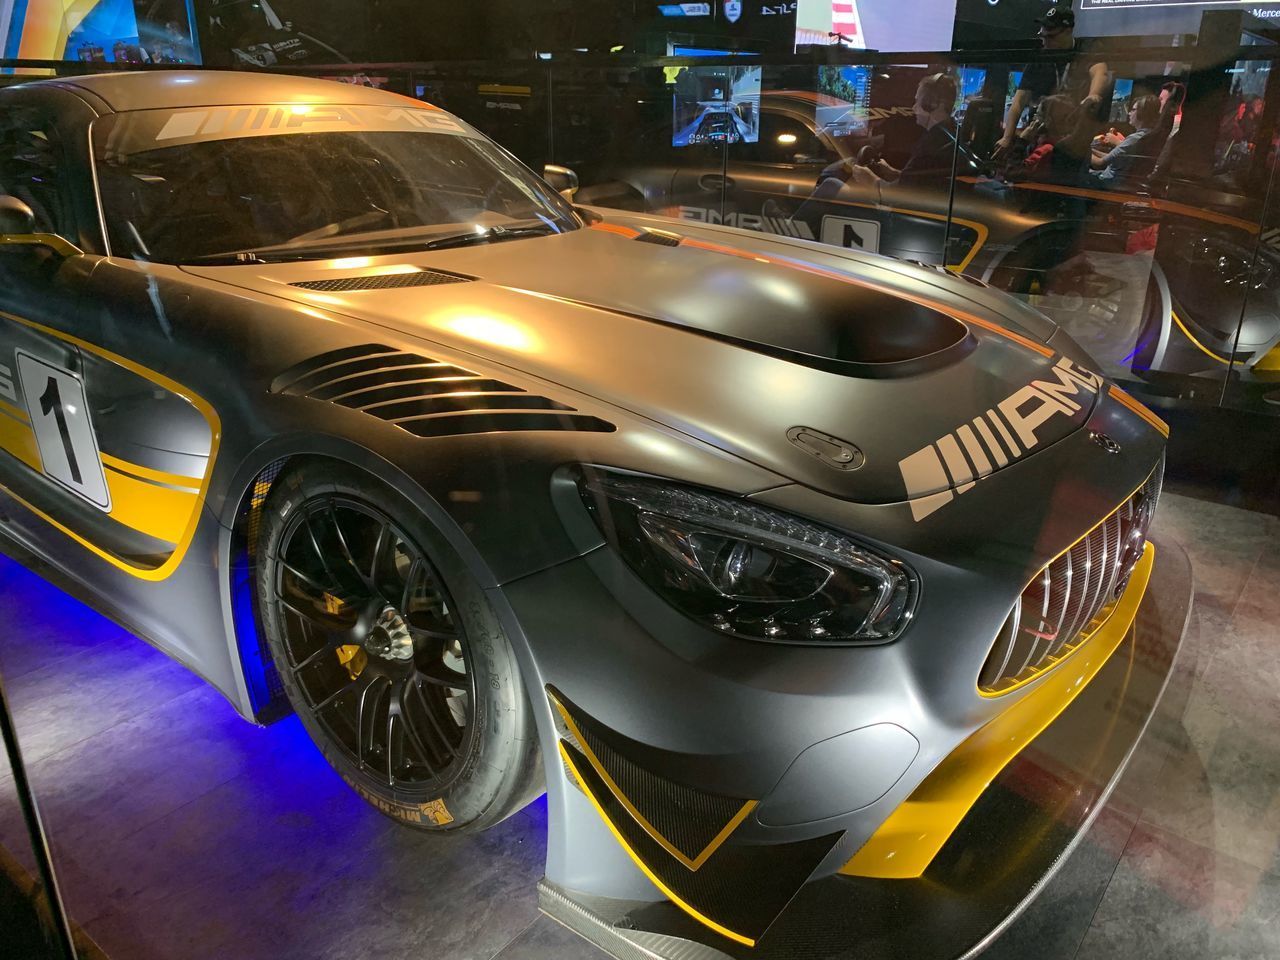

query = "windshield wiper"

[420,222,557,251]
[182,250,276,265]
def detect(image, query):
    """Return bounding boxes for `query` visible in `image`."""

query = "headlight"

[580,473,916,644]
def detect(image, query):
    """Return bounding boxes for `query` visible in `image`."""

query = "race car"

[0,72,1173,951]
[573,86,1280,402]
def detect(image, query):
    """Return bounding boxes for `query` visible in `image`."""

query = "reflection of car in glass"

[575,89,1280,399]
[691,111,738,145]
[207,0,349,66]
[1,73,1171,950]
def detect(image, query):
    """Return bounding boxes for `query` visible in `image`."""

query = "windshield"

[92,105,578,264]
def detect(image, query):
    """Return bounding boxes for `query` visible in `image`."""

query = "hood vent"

[291,270,472,293]
[272,344,614,438]
[634,230,682,247]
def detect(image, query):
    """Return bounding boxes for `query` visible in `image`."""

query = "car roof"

[37,70,424,113]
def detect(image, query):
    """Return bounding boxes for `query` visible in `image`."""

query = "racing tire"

[256,460,543,833]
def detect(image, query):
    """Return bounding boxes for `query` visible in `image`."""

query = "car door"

[0,89,113,533]
[0,86,215,580]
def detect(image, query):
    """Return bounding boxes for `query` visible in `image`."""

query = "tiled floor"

[0,489,1276,960]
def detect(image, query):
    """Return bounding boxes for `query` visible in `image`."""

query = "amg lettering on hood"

[899,356,1103,522]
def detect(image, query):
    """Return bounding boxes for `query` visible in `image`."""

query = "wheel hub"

[365,604,414,662]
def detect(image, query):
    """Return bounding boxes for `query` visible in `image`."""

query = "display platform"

[538,535,1195,960]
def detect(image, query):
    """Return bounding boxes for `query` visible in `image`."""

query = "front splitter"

[538,534,1196,960]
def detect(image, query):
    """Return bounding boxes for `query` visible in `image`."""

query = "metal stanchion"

[0,670,77,960]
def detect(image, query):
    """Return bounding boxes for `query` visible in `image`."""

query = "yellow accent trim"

[954,176,1262,236]
[0,234,84,258]
[552,697,757,871]
[1109,385,1170,438]
[0,310,221,581]
[1170,308,1230,366]
[0,398,30,424]
[840,543,1155,880]
[101,464,198,545]
[0,411,40,469]
[99,452,202,491]
[558,742,757,948]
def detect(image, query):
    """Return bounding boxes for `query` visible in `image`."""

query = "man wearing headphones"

[845,72,959,187]
[769,72,959,225]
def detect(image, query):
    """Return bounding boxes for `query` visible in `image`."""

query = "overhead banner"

[1077,0,1280,36]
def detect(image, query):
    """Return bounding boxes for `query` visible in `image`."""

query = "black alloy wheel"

[271,496,475,792]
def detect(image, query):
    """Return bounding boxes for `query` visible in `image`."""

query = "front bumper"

[535,532,1193,957]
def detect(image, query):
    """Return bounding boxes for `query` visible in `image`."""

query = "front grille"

[271,344,615,438]
[979,459,1163,695]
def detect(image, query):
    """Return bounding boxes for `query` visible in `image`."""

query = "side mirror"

[0,195,82,258]
[543,164,580,201]
[0,195,35,234]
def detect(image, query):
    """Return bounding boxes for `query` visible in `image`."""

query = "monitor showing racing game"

[794,0,958,52]
[1,0,198,66]
[672,64,763,147]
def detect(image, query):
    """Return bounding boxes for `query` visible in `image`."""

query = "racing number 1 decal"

[16,351,112,511]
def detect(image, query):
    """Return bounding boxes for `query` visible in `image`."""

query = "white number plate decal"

[821,216,881,252]
[16,351,112,511]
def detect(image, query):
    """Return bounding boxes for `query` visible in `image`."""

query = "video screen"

[794,0,958,52]
[1,0,198,66]
[814,65,871,138]
[671,65,762,147]
[1077,0,1280,39]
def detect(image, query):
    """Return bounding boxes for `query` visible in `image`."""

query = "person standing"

[994,5,1110,180]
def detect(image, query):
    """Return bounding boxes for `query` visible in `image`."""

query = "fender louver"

[291,270,472,292]
[271,344,614,438]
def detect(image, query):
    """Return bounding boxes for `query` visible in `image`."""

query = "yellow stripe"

[0,412,40,470]
[100,452,202,490]
[558,742,757,948]
[552,697,757,871]
[101,465,197,545]
[0,309,220,582]
[1171,308,1230,366]
[840,542,1154,879]
[1109,385,1170,438]
[0,397,30,423]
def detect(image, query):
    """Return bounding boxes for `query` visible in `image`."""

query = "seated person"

[843,73,958,189]
[775,73,958,223]
[1091,95,1160,186]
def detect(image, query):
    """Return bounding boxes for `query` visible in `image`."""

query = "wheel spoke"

[369,521,392,587]
[278,559,331,597]
[328,500,376,595]
[386,709,398,788]
[354,677,386,771]
[275,591,354,633]
[412,678,460,758]
[396,682,441,775]
[418,659,468,690]
[311,677,362,713]
[303,509,344,591]
[399,557,423,615]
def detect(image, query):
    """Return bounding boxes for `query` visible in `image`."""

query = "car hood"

[183,225,1103,504]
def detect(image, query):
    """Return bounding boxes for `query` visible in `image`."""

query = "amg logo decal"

[0,362,15,404]
[678,206,815,239]
[155,105,465,142]
[899,356,1102,522]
